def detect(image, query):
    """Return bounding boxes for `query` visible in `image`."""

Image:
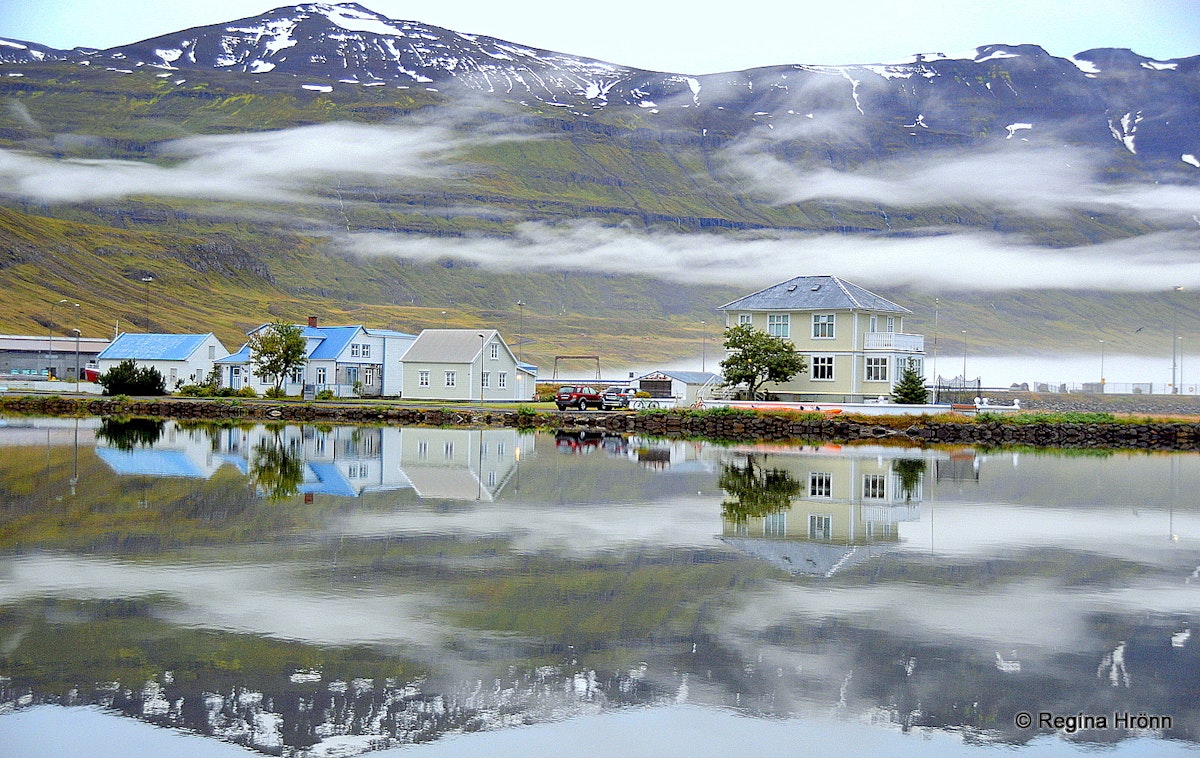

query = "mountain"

[5,3,1198,165]
[1,3,1199,371]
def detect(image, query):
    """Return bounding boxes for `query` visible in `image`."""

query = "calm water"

[0,416,1198,757]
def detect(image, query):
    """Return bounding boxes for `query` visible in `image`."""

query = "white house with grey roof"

[717,275,925,402]
[400,329,536,401]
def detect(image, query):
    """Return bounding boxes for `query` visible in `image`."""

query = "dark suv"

[602,386,638,410]
[556,385,604,410]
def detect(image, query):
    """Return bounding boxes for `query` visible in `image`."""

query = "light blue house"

[96,333,230,389]
[217,318,417,397]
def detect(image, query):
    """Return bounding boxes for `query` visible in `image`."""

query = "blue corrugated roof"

[98,333,212,362]
[215,345,251,364]
[94,447,210,478]
[308,326,362,360]
[299,461,359,497]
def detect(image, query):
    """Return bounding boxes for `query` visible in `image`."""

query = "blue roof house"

[96,333,230,390]
[217,317,417,397]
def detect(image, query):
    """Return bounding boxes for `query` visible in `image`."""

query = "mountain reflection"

[1,419,1198,754]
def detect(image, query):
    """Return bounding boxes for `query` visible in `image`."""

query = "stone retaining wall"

[4,395,1200,450]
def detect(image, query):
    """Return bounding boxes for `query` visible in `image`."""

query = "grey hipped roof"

[718,276,910,314]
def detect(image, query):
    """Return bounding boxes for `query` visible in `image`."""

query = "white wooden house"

[96,333,229,389]
[400,329,536,401]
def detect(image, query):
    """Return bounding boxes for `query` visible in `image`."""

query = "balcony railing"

[863,332,924,353]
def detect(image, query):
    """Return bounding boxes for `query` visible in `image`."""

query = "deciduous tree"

[719,324,806,399]
[248,321,308,392]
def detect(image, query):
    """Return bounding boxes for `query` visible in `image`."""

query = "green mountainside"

[0,63,1195,370]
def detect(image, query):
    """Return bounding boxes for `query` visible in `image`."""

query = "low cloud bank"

[345,222,1200,292]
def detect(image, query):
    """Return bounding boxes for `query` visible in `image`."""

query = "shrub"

[314,389,335,401]
[97,359,166,396]
[236,386,258,398]
[265,386,289,399]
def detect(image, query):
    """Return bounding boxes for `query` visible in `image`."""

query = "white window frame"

[809,472,832,498]
[418,370,430,387]
[445,370,456,387]
[886,316,896,333]
[809,514,832,540]
[863,474,888,500]
[812,313,835,339]
[482,371,490,388]
[498,372,507,388]
[364,367,375,386]
[764,512,787,538]
[489,342,499,360]
[811,355,835,381]
[767,314,790,338]
[361,343,371,358]
[315,367,326,384]
[738,313,753,326]
[865,357,889,382]
[350,343,361,358]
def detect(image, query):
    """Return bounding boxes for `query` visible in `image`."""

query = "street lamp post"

[441,311,448,328]
[1098,339,1105,393]
[960,330,967,388]
[1172,286,1183,393]
[58,299,79,383]
[141,276,153,331]
[700,320,707,373]
[72,328,81,392]
[479,333,487,404]
[516,300,526,363]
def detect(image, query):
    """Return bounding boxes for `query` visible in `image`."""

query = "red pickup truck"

[555,385,604,411]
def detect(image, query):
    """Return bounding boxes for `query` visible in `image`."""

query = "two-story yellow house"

[717,275,925,402]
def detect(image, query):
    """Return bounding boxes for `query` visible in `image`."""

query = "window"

[866,357,889,382]
[764,512,787,538]
[809,514,832,540]
[482,371,490,388]
[290,367,303,383]
[444,440,455,459]
[812,313,835,339]
[346,366,359,384]
[886,316,896,333]
[809,472,832,498]
[767,314,790,338]
[208,345,216,360]
[418,370,430,387]
[445,371,456,387]
[869,315,877,332]
[738,313,752,325]
[489,342,499,360]
[364,367,375,386]
[488,470,497,487]
[812,355,834,381]
[863,474,887,500]
[361,343,371,358]
[896,357,923,378]
[316,367,327,384]
[498,372,507,388]
[350,343,361,358]
[417,440,428,460]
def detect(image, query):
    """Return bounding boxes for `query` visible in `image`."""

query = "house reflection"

[92,422,534,502]
[719,444,931,576]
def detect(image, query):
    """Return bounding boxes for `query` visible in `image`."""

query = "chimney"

[307,316,318,327]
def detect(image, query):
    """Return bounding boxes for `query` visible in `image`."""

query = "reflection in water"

[719,445,924,576]
[250,429,304,501]
[96,417,164,451]
[0,418,1198,755]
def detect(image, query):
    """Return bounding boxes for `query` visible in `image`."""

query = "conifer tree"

[891,359,929,404]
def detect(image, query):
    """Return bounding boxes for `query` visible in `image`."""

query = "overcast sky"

[2,0,1199,73]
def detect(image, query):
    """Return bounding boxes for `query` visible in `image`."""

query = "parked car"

[555,385,604,410]
[602,386,638,409]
